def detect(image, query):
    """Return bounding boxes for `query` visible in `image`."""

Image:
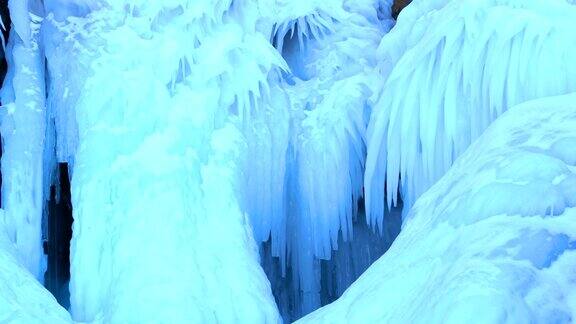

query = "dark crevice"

[44,163,73,309]
[0,0,10,86]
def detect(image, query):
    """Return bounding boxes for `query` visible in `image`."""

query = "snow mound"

[299,92,576,323]
[365,0,576,229]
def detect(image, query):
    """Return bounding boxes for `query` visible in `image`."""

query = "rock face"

[299,93,576,323]
[391,0,411,19]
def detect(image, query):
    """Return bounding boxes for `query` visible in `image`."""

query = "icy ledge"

[299,93,576,323]
[0,209,71,323]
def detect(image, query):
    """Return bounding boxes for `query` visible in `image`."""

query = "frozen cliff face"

[300,92,576,323]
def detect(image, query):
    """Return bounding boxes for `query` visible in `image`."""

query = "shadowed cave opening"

[44,163,73,309]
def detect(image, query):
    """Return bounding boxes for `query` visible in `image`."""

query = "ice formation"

[242,0,398,319]
[300,92,576,323]
[1,0,48,282]
[0,211,71,323]
[43,1,282,322]
[365,0,576,228]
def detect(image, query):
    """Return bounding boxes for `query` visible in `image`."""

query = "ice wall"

[301,92,576,324]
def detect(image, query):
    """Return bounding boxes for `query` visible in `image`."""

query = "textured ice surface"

[300,93,576,323]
